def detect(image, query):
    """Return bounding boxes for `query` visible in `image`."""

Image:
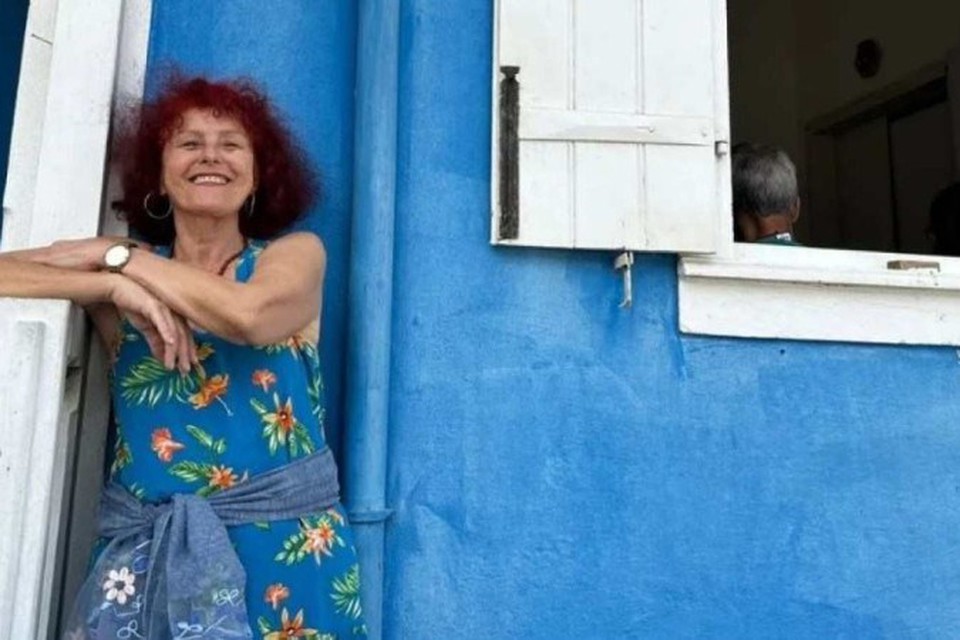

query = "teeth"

[192,175,228,184]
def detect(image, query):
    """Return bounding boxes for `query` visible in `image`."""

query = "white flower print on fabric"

[102,566,136,605]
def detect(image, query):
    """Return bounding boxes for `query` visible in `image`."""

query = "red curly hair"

[113,74,317,244]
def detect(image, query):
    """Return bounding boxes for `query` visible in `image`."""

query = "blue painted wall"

[147,0,357,459]
[386,1,960,638]
[0,0,28,237]
[148,1,960,638]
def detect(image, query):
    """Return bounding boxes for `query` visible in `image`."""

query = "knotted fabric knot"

[63,448,340,639]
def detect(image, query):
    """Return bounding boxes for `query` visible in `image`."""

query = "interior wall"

[727,0,800,165]
[796,0,960,122]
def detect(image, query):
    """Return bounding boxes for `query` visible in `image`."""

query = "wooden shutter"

[493,0,729,253]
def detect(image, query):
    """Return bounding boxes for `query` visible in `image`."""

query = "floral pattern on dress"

[251,392,316,457]
[275,512,346,566]
[102,240,365,638]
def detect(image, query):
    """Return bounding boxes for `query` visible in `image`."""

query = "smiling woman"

[0,75,367,639]
[115,75,317,245]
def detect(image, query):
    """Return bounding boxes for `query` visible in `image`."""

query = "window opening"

[727,0,960,255]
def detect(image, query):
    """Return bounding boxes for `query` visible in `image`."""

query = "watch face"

[105,244,131,269]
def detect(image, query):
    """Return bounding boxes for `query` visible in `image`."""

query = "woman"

[0,76,365,638]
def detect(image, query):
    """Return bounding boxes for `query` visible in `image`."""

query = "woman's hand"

[109,276,196,373]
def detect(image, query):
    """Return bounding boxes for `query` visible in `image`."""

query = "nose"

[200,142,221,163]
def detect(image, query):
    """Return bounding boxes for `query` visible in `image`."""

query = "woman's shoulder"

[241,232,324,275]
[258,231,325,256]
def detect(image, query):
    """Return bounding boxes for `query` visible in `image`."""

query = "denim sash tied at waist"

[64,447,340,640]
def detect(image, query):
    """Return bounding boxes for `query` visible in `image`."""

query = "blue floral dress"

[106,240,366,639]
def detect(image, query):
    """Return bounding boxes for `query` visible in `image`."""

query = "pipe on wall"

[343,0,399,638]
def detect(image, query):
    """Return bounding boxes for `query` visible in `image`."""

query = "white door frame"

[0,1,151,637]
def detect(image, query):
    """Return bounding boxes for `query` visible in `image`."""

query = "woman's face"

[160,108,256,220]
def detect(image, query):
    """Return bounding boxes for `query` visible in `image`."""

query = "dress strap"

[234,240,267,283]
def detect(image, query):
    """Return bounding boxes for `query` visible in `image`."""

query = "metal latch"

[614,251,634,308]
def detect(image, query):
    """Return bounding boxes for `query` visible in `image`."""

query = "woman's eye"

[180,141,199,149]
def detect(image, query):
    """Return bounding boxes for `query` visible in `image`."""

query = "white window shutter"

[493,0,729,253]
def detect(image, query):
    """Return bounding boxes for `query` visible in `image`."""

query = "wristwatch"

[103,242,138,273]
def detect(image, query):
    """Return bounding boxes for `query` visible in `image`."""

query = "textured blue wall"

[386,0,960,638]
[146,0,357,458]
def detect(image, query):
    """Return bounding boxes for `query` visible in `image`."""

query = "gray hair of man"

[731,143,799,217]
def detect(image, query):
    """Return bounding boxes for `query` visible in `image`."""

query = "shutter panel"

[493,0,729,253]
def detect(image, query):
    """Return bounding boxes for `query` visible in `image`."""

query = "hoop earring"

[242,192,257,218]
[143,191,172,220]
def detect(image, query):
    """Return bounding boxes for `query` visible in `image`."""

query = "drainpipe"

[344,1,398,638]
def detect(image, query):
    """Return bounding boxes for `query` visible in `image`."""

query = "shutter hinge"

[715,140,730,156]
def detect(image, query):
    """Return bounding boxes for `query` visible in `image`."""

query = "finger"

[146,301,177,348]
[186,320,199,364]
[142,328,164,362]
[152,304,178,370]
[126,312,162,360]
[175,318,191,375]
[190,332,199,365]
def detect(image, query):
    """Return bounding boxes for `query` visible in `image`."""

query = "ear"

[734,212,757,242]
[791,198,801,223]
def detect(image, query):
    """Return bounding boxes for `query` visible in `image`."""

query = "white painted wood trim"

[102,0,152,238]
[0,299,73,640]
[489,0,501,244]
[710,0,734,257]
[679,245,960,346]
[0,0,153,637]
[1,2,56,243]
[520,109,714,145]
[23,0,124,246]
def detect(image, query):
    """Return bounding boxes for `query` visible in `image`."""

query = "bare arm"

[0,256,118,305]
[120,232,326,346]
[0,256,192,371]
[1,236,148,271]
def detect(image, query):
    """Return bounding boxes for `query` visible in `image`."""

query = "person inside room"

[732,142,801,245]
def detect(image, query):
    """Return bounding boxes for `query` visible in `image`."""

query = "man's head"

[732,143,800,242]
